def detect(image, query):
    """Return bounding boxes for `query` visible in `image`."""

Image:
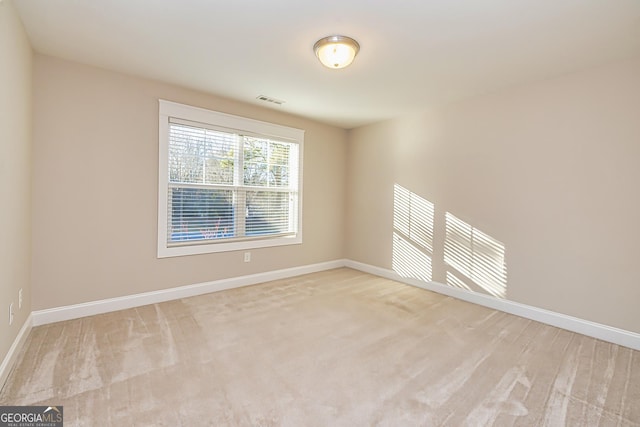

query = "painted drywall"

[346,57,640,333]
[31,54,347,310]
[0,0,32,365]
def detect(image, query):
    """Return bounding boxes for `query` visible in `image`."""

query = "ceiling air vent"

[256,95,286,105]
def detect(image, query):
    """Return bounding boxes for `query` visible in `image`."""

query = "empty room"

[1,0,639,425]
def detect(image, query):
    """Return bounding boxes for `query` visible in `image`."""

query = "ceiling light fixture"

[313,35,360,69]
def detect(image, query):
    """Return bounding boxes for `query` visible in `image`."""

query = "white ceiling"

[13,0,640,129]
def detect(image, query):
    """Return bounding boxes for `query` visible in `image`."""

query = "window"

[158,100,304,257]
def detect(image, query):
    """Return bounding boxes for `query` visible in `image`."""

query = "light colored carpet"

[1,268,638,426]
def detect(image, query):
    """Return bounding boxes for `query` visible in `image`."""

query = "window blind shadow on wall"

[392,184,434,282]
[391,183,508,299]
[444,212,507,299]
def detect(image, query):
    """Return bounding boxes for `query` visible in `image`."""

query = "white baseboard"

[17,257,640,372]
[11,259,637,391]
[32,259,346,326]
[0,314,32,390]
[345,260,640,351]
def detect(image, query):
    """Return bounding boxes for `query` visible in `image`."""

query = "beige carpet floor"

[1,268,639,426]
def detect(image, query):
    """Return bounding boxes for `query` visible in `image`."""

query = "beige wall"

[0,0,32,362]
[31,54,347,310]
[16,22,640,345]
[346,57,640,333]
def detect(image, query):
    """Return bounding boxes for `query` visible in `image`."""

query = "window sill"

[157,234,302,258]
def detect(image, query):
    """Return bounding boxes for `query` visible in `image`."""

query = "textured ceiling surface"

[14,0,640,128]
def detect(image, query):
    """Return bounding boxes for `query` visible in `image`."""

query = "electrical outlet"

[19,288,23,309]
[9,303,14,326]
[244,252,251,262]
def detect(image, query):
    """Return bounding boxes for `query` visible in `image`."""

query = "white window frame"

[158,100,304,258]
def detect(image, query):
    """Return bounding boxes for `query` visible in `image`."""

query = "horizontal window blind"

[166,121,299,246]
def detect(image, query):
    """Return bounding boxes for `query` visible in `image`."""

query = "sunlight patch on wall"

[444,212,507,298]
[393,184,434,252]
[393,233,432,282]
[446,271,472,292]
[392,184,434,282]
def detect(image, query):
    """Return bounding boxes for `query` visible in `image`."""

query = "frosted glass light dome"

[314,35,360,69]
